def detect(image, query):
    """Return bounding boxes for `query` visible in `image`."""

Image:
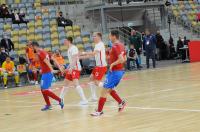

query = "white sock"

[89,82,97,99]
[60,86,69,102]
[76,85,87,101]
[98,82,103,88]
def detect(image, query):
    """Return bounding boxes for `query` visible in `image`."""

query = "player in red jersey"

[32,41,64,111]
[80,32,107,102]
[91,30,127,116]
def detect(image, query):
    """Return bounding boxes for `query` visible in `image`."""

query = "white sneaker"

[79,100,88,105]
[90,111,103,116]
[4,85,7,89]
[35,81,39,85]
[30,81,35,84]
[88,97,98,102]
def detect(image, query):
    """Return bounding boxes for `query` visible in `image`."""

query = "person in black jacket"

[57,12,73,27]
[0,34,14,54]
[0,48,8,66]
[177,37,185,60]
[127,44,140,70]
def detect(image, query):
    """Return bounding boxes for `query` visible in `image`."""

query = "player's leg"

[59,79,73,102]
[40,73,64,111]
[108,71,126,112]
[73,78,88,105]
[3,72,8,88]
[14,71,20,86]
[88,74,98,101]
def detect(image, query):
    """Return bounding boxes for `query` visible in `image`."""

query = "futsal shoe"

[118,100,126,112]
[41,105,52,111]
[79,100,88,105]
[90,111,103,116]
[59,99,64,109]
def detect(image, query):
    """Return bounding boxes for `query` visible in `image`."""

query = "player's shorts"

[40,72,53,90]
[65,69,81,81]
[92,66,107,81]
[103,70,125,89]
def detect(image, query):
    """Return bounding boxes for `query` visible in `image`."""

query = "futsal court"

[1,62,200,132]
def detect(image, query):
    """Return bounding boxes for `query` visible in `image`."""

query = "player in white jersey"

[80,32,107,101]
[60,37,88,105]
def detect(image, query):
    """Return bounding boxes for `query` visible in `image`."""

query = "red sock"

[44,90,61,103]
[41,90,51,106]
[110,90,122,104]
[33,72,38,81]
[97,97,106,112]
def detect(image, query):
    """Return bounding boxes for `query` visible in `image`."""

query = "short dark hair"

[96,32,102,39]
[110,30,119,39]
[31,41,39,47]
[67,37,73,43]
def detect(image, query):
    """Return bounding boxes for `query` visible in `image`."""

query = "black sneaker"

[118,100,126,112]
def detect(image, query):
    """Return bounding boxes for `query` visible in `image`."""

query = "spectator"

[2,56,20,88]
[155,31,164,60]
[0,48,8,66]
[168,36,176,59]
[11,9,21,24]
[183,36,190,46]
[0,33,14,54]
[57,11,73,27]
[143,30,156,69]
[0,4,10,18]
[129,30,142,68]
[127,44,140,70]
[19,9,29,24]
[176,36,185,60]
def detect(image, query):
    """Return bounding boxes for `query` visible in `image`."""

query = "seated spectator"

[11,9,21,24]
[127,45,140,70]
[19,9,29,24]
[0,33,14,55]
[0,48,8,66]
[1,56,20,88]
[57,11,73,27]
[183,36,190,46]
[0,4,10,18]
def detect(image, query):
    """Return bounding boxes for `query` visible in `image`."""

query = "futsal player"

[80,32,107,102]
[59,37,88,105]
[91,30,126,116]
[32,41,64,111]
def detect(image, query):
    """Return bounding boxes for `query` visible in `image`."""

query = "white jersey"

[67,45,82,71]
[94,41,107,67]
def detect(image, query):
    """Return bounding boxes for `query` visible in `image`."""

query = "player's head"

[5,56,11,63]
[64,37,73,47]
[31,41,40,52]
[27,41,33,47]
[145,29,150,36]
[93,32,102,44]
[109,30,119,43]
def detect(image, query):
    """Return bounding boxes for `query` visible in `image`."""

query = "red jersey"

[109,42,126,71]
[38,49,51,74]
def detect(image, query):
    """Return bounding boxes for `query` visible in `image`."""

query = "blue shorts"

[40,72,53,90]
[103,70,125,89]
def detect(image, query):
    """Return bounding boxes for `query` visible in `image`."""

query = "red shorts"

[65,70,81,81]
[92,66,107,81]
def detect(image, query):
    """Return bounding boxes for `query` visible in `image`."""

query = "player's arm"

[43,57,54,72]
[110,53,126,71]
[79,50,99,59]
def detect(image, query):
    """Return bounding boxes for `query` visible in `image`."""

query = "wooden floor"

[1,63,200,132]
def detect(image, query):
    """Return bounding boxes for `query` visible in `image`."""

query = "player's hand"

[110,64,113,72]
